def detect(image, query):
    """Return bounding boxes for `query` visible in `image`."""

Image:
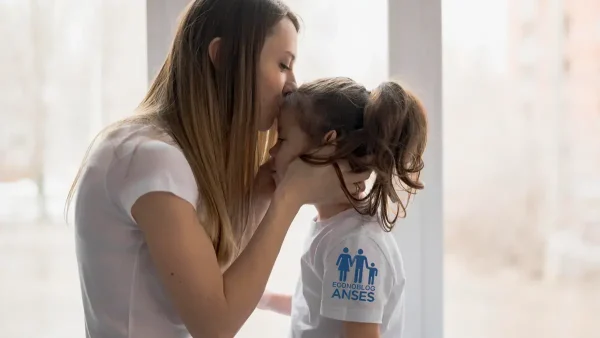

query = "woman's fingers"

[349,170,372,183]
[343,180,367,196]
[335,160,372,196]
[337,161,372,182]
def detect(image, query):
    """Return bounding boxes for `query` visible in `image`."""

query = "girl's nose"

[269,144,278,157]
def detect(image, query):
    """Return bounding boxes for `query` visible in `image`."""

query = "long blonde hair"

[66,0,299,267]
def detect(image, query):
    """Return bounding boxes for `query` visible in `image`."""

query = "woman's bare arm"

[132,188,300,338]
[240,160,275,249]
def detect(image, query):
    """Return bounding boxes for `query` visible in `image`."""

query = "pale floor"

[1,211,599,338]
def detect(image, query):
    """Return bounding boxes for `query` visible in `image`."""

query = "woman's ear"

[322,130,337,144]
[208,37,221,67]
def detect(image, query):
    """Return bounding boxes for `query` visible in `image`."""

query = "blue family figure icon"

[367,263,378,285]
[335,247,353,282]
[352,249,369,284]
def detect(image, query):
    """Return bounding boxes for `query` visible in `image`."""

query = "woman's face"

[257,17,298,131]
[268,107,310,184]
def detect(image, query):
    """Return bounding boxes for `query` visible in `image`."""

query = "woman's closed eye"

[279,63,291,71]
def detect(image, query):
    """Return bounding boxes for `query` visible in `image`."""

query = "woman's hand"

[257,292,292,316]
[253,159,276,204]
[241,159,277,248]
[279,151,372,207]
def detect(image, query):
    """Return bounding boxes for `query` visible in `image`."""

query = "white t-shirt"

[74,124,198,338]
[290,208,406,338]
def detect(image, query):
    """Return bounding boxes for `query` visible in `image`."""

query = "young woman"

[259,77,428,338]
[66,1,370,337]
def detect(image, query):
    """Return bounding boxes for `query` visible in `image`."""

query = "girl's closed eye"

[279,63,291,71]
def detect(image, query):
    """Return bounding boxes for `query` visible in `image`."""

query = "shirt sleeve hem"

[121,179,198,223]
[320,305,384,324]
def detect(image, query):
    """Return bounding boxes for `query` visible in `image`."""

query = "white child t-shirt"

[290,208,406,338]
[74,123,198,338]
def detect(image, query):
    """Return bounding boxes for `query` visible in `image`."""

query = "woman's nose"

[282,77,297,96]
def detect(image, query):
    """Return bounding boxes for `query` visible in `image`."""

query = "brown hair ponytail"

[362,81,427,229]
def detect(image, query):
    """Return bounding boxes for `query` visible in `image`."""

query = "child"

[259,77,427,338]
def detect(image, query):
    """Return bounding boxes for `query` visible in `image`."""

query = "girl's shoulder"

[318,211,403,268]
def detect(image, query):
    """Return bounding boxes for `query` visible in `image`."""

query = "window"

[444,1,600,337]
[522,21,535,37]
[563,14,571,37]
[0,1,146,336]
[523,101,533,117]
[519,36,537,65]
[563,57,571,74]
[519,0,538,21]
[519,79,536,100]
[520,64,536,77]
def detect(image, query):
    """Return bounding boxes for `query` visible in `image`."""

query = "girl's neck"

[314,202,354,222]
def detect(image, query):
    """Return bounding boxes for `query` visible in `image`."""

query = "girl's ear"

[322,130,337,144]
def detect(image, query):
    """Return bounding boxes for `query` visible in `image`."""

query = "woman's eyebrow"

[284,51,296,61]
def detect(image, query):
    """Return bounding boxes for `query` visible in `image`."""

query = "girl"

[67,1,370,337]
[260,77,428,338]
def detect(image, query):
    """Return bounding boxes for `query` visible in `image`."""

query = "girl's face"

[256,17,298,131]
[268,107,311,184]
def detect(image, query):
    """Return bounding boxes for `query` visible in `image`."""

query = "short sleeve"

[319,234,395,323]
[111,140,199,223]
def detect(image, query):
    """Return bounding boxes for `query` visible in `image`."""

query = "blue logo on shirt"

[331,247,378,302]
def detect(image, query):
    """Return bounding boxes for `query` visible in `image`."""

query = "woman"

[67,1,369,337]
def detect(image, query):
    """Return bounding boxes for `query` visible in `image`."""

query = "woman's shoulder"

[101,122,200,219]
[101,123,178,161]
[101,123,192,180]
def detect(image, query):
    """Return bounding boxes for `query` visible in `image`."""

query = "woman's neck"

[314,202,353,222]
